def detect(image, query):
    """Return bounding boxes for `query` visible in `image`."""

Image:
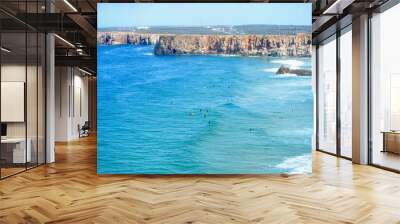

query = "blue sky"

[98,3,311,28]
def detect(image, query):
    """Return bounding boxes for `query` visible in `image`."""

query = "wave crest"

[275,154,311,174]
[271,59,304,69]
[263,67,279,73]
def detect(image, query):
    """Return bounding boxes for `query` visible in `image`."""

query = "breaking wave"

[275,154,312,174]
[271,59,304,69]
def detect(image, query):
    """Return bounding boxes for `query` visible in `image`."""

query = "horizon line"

[98,24,312,29]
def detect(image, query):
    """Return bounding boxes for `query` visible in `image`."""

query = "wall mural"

[97,3,313,174]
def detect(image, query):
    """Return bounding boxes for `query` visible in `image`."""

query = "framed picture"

[97,3,312,174]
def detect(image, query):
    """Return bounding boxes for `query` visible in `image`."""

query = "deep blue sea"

[98,45,313,174]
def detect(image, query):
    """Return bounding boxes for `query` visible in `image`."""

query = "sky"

[98,3,311,28]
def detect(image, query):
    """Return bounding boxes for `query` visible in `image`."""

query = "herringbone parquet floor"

[1,135,400,224]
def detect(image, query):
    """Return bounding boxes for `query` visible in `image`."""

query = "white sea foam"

[275,154,312,174]
[271,59,304,69]
[263,67,279,73]
[220,54,239,57]
[273,73,298,78]
[143,53,153,56]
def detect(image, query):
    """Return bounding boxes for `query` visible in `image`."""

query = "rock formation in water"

[97,32,311,57]
[276,65,311,76]
[153,34,311,57]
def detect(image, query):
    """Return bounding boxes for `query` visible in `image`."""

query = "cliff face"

[154,34,311,57]
[98,32,161,45]
[97,32,311,57]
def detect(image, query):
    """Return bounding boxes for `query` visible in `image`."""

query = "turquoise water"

[98,45,313,174]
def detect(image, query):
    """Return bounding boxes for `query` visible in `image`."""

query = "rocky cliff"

[97,32,311,57]
[154,34,311,57]
[98,32,161,45]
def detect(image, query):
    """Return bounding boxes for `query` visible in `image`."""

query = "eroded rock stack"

[276,65,311,76]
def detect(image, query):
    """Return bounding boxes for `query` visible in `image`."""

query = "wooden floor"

[1,167,26,178]
[372,150,400,171]
[1,135,400,224]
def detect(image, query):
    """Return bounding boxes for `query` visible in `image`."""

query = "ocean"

[97,44,313,174]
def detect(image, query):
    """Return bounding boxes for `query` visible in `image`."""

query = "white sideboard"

[1,138,32,163]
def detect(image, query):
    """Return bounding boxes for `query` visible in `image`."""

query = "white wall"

[1,63,46,164]
[55,67,89,141]
[1,65,40,137]
[1,65,27,140]
[55,66,70,141]
[71,72,89,138]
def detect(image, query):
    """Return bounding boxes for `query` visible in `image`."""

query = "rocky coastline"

[97,32,311,57]
[98,32,162,45]
[154,34,311,57]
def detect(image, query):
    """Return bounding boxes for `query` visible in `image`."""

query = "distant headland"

[97,25,312,57]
